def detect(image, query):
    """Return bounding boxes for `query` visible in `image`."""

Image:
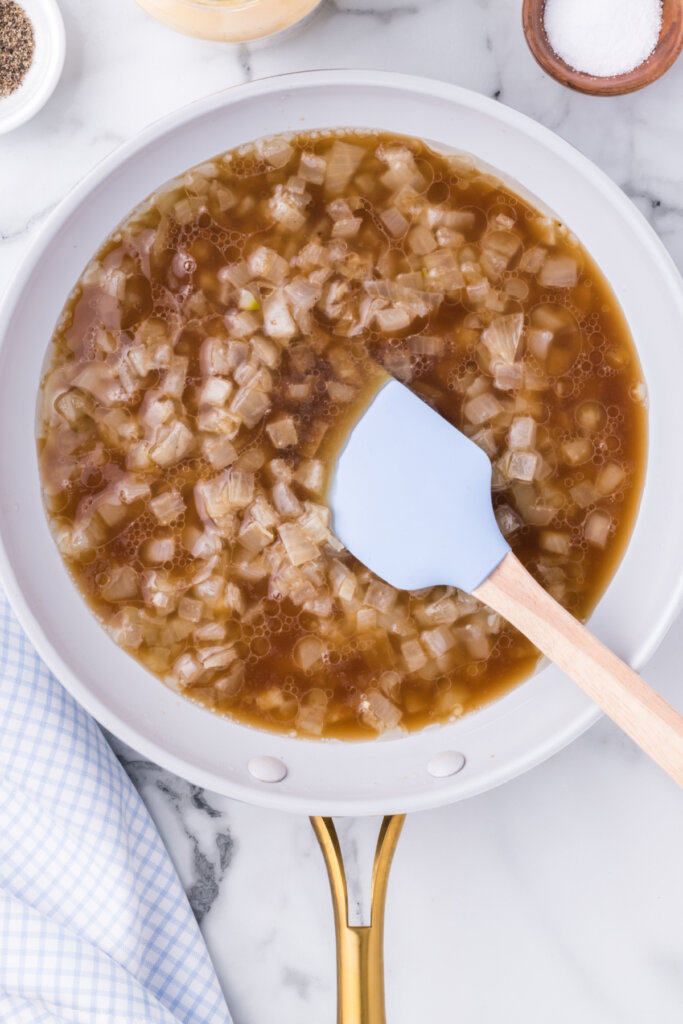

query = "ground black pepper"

[0,0,34,99]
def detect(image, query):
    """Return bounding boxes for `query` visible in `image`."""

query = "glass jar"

[135,0,324,43]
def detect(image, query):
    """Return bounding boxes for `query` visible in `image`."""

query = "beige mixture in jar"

[134,0,323,42]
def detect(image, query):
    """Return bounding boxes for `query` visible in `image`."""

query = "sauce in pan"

[38,130,646,738]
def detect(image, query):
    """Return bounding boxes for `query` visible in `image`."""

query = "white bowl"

[0,0,65,135]
[1,70,683,816]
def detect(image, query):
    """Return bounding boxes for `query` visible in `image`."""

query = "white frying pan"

[2,72,683,1022]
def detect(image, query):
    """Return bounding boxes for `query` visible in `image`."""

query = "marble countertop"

[4,1,683,1021]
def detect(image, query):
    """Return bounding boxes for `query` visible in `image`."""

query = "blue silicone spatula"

[329,379,683,788]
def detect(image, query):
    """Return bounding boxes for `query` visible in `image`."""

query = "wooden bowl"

[522,0,683,96]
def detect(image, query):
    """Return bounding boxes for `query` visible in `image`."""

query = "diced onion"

[360,689,402,732]
[540,531,571,556]
[538,255,579,289]
[596,462,625,496]
[463,392,503,425]
[279,523,319,566]
[495,504,523,537]
[561,438,593,466]
[101,566,139,603]
[150,490,185,524]
[380,207,409,238]
[324,140,364,195]
[150,421,193,467]
[585,510,611,548]
[408,226,437,255]
[507,416,536,451]
[299,150,327,185]
[294,635,326,671]
[266,416,298,449]
[481,314,524,366]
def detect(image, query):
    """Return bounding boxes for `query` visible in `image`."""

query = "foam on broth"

[37,130,646,739]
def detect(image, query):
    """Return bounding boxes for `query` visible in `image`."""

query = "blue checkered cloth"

[0,589,232,1024]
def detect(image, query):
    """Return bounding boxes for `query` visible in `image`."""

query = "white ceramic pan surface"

[1,70,683,816]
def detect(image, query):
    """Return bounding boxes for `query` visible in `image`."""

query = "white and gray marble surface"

[4,1,683,1021]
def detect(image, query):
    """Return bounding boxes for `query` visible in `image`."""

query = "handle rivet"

[248,755,288,782]
[427,751,466,778]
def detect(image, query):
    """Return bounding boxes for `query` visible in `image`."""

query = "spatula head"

[329,380,510,593]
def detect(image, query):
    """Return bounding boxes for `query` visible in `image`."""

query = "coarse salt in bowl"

[543,0,662,78]
[523,0,683,97]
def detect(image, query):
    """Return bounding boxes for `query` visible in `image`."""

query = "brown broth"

[37,130,646,739]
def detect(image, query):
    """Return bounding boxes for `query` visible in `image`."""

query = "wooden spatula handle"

[474,552,683,788]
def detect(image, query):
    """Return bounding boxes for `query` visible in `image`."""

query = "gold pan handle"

[310,814,405,1024]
